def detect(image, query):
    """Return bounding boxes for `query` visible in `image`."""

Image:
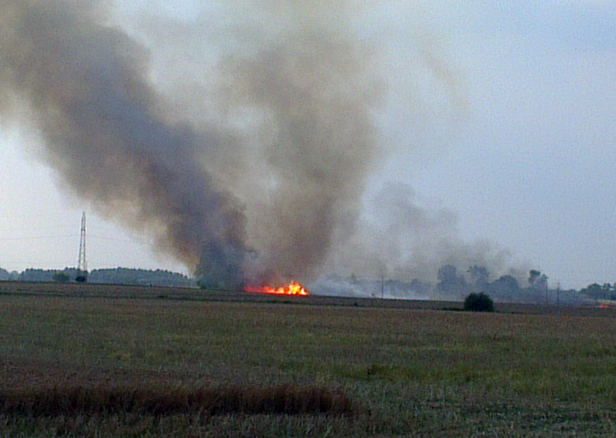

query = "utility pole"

[76,211,88,283]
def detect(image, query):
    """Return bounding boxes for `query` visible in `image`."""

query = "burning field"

[245,281,309,296]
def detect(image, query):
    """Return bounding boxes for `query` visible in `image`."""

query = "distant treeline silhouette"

[0,267,194,287]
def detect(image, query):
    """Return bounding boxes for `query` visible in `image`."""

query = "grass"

[0,287,615,436]
[0,385,359,416]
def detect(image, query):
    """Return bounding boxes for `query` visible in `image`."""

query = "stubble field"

[0,282,615,437]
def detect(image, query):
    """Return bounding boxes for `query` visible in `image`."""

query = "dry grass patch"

[0,385,361,417]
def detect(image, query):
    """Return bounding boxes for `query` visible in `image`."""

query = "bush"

[463,292,494,312]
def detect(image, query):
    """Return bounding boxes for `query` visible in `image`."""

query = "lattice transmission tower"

[76,211,88,283]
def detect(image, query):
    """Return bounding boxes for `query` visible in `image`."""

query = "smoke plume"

[0,0,518,290]
[0,0,247,287]
[0,0,386,287]
[327,182,524,285]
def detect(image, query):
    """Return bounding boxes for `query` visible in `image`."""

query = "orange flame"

[245,281,309,296]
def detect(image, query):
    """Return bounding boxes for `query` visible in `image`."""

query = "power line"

[0,234,78,241]
[88,235,153,246]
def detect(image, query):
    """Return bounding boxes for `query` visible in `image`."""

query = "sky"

[0,0,614,290]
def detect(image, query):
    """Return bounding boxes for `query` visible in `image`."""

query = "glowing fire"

[245,281,309,296]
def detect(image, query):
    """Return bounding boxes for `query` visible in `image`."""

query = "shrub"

[463,292,494,312]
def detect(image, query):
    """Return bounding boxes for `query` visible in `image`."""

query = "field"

[0,282,615,437]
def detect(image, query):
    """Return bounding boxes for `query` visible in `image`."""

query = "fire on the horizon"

[245,281,309,296]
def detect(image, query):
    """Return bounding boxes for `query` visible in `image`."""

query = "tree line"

[329,264,586,305]
[0,267,194,288]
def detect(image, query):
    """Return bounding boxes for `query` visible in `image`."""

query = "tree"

[486,275,520,302]
[528,270,541,285]
[437,265,468,297]
[528,269,548,303]
[463,292,495,312]
[528,270,548,290]
[602,283,614,300]
[468,265,489,292]
[581,283,609,300]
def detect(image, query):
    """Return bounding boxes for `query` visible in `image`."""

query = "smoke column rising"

[328,182,523,285]
[0,0,390,287]
[1,0,518,291]
[201,3,384,283]
[0,0,248,287]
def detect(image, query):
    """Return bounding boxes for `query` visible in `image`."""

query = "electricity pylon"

[75,211,88,283]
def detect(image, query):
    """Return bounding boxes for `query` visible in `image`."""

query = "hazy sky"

[0,0,614,290]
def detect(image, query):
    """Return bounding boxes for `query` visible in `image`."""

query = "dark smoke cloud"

[0,0,520,290]
[134,1,387,286]
[0,0,385,287]
[224,35,382,283]
[0,0,247,287]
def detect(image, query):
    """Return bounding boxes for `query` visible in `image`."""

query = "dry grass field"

[0,282,615,437]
